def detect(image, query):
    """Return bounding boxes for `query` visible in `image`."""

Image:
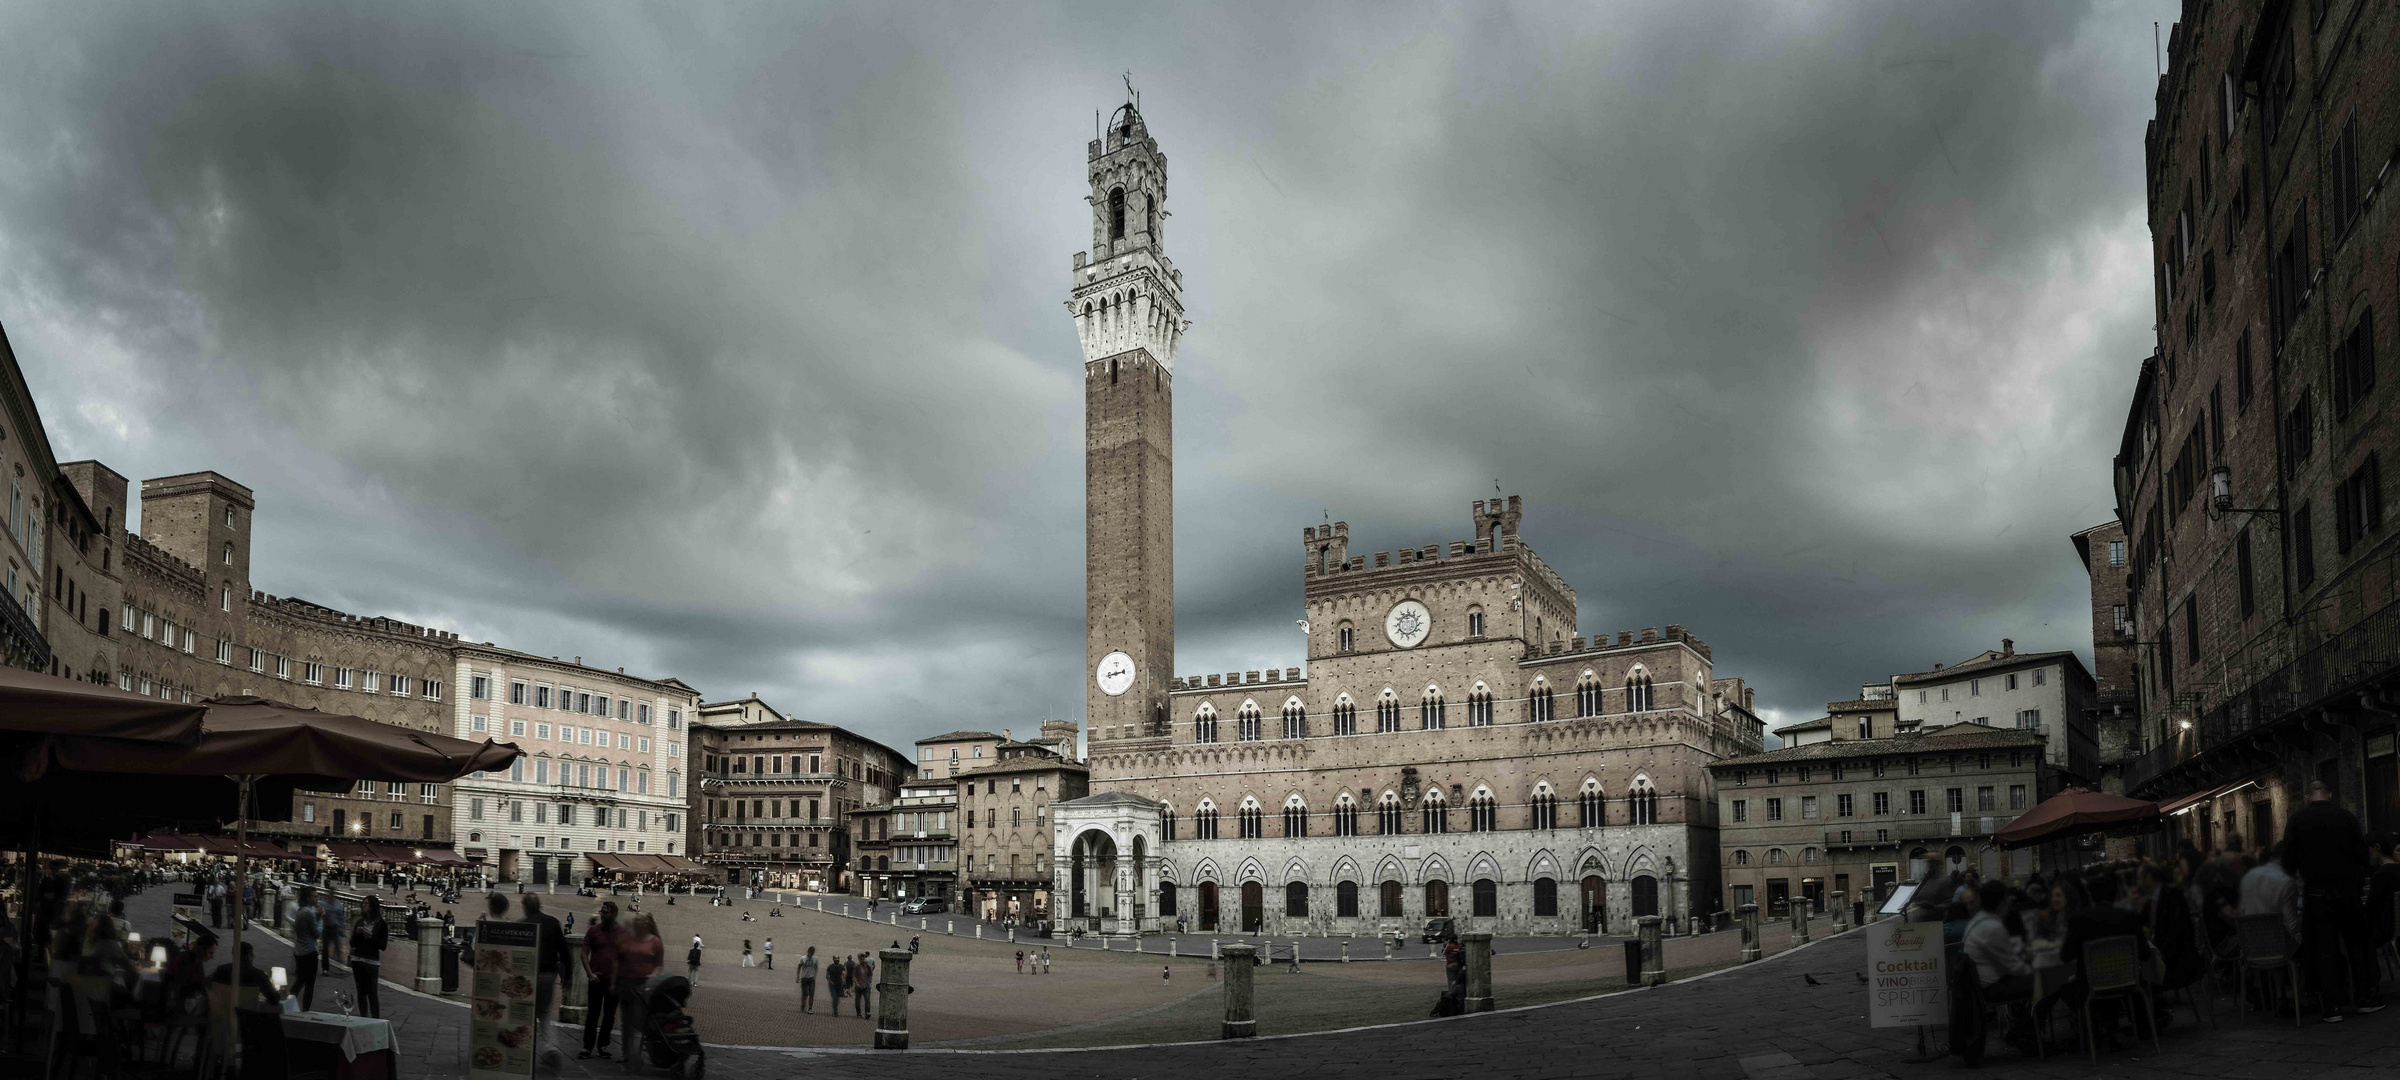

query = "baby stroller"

[634,975,706,1077]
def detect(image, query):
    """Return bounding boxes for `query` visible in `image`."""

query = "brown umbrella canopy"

[14,694,521,783]
[0,664,205,742]
[1992,786,2159,849]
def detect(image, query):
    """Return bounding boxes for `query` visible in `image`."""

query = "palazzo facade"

[1052,99,1767,937]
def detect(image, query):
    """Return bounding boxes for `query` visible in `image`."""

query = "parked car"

[1421,917,1456,943]
[902,897,948,915]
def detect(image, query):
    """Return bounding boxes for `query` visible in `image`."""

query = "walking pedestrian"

[1162,963,1170,985]
[290,886,323,1011]
[349,903,390,1019]
[763,938,774,969]
[854,953,874,1016]
[618,913,665,1068]
[1040,946,1052,974]
[1015,949,1024,974]
[2284,780,2385,1020]
[522,895,570,1071]
[828,954,848,1014]
[742,939,754,968]
[579,901,626,1061]
[797,946,818,1013]
[322,893,348,969]
[687,933,704,985]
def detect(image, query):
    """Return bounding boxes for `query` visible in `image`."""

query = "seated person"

[1962,881,2036,1046]
[209,942,285,1010]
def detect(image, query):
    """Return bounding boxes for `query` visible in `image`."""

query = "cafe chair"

[2234,914,2302,1028]
[2078,935,2159,1063]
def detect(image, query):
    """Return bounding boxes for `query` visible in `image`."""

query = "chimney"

[1003,729,1012,741]
[2001,638,2015,656]
[1932,663,1943,671]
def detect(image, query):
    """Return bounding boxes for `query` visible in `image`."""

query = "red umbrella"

[1992,787,2159,848]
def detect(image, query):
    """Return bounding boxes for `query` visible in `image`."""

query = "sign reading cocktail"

[1865,920,1944,1028]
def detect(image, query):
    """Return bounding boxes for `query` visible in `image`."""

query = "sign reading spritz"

[1866,920,1944,1028]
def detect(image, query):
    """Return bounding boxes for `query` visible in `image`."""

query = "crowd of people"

[1927,780,2398,1056]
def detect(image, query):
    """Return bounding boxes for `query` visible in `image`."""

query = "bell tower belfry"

[1076,97,1184,747]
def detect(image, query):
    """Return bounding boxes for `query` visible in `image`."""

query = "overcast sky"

[0,1,2175,748]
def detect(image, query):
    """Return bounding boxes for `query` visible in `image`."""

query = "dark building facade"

[2118,0,2400,845]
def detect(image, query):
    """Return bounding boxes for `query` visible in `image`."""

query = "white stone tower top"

[1069,99,1187,369]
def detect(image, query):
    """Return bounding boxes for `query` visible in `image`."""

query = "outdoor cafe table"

[282,1010,398,1080]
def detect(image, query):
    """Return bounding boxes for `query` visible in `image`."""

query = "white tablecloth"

[282,1011,397,1062]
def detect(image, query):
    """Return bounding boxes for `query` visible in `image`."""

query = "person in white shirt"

[2239,844,2301,945]
[1961,881,2035,1042]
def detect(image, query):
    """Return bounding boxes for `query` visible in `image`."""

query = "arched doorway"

[1631,875,1659,917]
[1471,879,1497,917]
[1580,876,1606,932]
[1069,829,1120,920]
[1158,881,1178,919]
[1241,881,1264,932]
[1424,879,1450,917]
[1199,882,1220,931]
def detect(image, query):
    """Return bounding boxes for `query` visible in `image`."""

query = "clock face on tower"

[1095,651,1137,696]
[1385,599,1432,649]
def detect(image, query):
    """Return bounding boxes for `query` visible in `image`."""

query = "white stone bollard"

[1211,939,1221,961]
[1341,940,1350,962]
[947,919,955,935]
[975,925,983,939]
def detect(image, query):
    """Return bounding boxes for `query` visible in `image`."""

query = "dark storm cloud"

[0,1,2171,743]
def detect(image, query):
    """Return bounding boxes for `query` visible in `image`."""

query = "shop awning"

[325,842,379,861]
[656,855,705,873]
[367,844,427,864]
[584,851,631,872]
[126,832,206,851]
[419,849,473,867]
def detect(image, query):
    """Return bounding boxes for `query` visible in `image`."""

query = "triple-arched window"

[1530,784,1557,830]
[1575,673,1602,717]
[1625,669,1655,713]
[1281,698,1307,739]
[1282,796,1308,838]
[1194,705,1218,744]
[1332,695,1357,736]
[1378,792,1404,835]
[1467,789,1498,832]
[1421,792,1450,834]
[1237,702,1262,742]
[1628,779,1661,825]
[1420,686,1445,730]
[1578,780,1604,827]
[1375,690,1401,733]
[1194,800,1219,840]
[1238,799,1264,839]
[1528,678,1555,722]
[1467,684,1495,727]
[1332,794,1359,837]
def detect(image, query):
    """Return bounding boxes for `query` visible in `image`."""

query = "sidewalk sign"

[171,892,204,945]
[1865,920,1944,1028]
[467,918,539,1079]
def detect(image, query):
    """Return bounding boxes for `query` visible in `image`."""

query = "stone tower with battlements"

[1077,98,1186,748]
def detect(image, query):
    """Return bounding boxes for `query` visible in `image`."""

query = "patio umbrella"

[0,664,207,742]
[0,667,207,1050]
[1992,787,2159,849]
[5,694,522,1057]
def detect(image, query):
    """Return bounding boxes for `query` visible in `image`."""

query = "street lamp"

[2209,465,2279,522]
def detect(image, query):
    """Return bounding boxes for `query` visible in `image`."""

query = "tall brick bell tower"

[1075,96,1185,745]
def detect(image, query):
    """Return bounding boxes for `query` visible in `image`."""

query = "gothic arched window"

[1281,697,1306,739]
[1332,695,1357,736]
[1421,792,1449,834]
[1377,792,1403,835]
[1420,686,1445,730]
[1237,702,1262,742]
[1467,790,1498,832]
[1375,691,1401,733]
[1626,669,1655,713]
[1468,684,1495,727]
[1578,779,1604,827]
[1530,784,1557,830]
[1528,678,1555,722]
[1194,704,1218,744]
[1194,800,1219,840]
[1238,799,1264,839]
[1332,794,1358,837]
[1575,673,1601,717]
[1282,796,1307,837]
[1108,187,1126,241]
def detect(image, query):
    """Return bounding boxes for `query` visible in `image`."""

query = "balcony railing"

[1822,815,2012,849]
[2125,593,2400,799]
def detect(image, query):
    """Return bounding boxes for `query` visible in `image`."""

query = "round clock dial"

[1385,599,1432,649]
[1095,651,1137,696]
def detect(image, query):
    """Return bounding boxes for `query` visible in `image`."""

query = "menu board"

[1865,920,1946,1028]
[468,920,538,1079]
[170,892,204,946]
